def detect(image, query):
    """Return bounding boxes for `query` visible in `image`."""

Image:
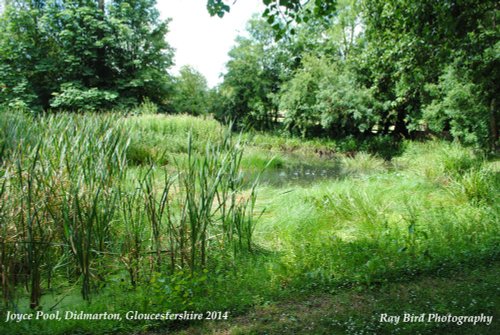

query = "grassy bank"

[169,261,500,335]
[0,112,498,334]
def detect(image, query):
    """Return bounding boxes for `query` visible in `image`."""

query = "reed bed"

[0,111,259,309]
[0,113,498,335]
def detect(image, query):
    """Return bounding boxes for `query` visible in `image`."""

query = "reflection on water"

[245,161,345,187]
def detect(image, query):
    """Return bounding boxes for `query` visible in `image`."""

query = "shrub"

[49,83,118,112]
[423,65,490,148]
[280,55,379,138]
[132,97,158,115]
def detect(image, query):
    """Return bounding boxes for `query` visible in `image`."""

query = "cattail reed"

[0,111,260,308]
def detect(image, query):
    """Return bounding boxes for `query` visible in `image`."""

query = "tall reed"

[140,166,174,273]
[53,115,128,300]
[0,112,128,305]
[134,129,261,276]
[119,185,148,287]
[0,111,260,309]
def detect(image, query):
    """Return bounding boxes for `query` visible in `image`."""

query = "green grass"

[169,261,500,335]
[341,151,387,175]
[123,114,224,165]
[0,112,498,335]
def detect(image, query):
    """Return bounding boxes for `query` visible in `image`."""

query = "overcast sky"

[157,1,264,88]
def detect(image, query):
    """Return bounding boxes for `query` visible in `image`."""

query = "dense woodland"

[0,1,499,335]
[1,0,498,149]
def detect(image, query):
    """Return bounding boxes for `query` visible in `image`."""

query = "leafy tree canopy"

[0,0,174,112]
[170,65,210,116]
[207,0,337,39]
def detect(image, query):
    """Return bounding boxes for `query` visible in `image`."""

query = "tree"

[0,0,174,112]
[280,54,377,138]
[423,64,490,147]
[171,66,210,115]
[106,0,174,108]
[279,54,324,137]
[360,0,498,145]
[211,0,498,150]
[0,1,52,111]
[218,17,287,129]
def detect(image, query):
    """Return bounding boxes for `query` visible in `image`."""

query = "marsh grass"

[0,111,263,312]
[250,141,498,292]
[124,114,224,165]
[145,130,259,273]
[341,152,387,175]
[0,112,498,335]
[0,112,129,305]
[451,167,500,205]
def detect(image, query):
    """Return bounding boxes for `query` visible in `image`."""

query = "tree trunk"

[393,108,409,138]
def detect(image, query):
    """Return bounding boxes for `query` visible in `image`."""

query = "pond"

[245,160,345,187]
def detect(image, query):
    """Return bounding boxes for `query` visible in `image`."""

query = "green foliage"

[214,0,497,150]
[206,0,337,40]
[0,4,46,111]
[424,64,491,148]
[317,67,378,137]
[218,17,288,130]
[49,84,118,112]
[0,0,174,111]
[279,55,324,137]
[142,270,208,311]
[360,0,498,143]
[106,0,174,108]
[170,66,210,115]
[280,55,378,137]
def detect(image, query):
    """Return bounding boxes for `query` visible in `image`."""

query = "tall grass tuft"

[0,112,128,305]
[0,111,259,311]
[451,167,500,205]
[134,129,260,276]
[341,152,386,175]
[118,185,147,287]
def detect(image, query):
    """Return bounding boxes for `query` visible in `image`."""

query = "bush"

[0,77,39,113]
[280,55,379,138]
[423,65,490,148]
[49,83,118,112]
